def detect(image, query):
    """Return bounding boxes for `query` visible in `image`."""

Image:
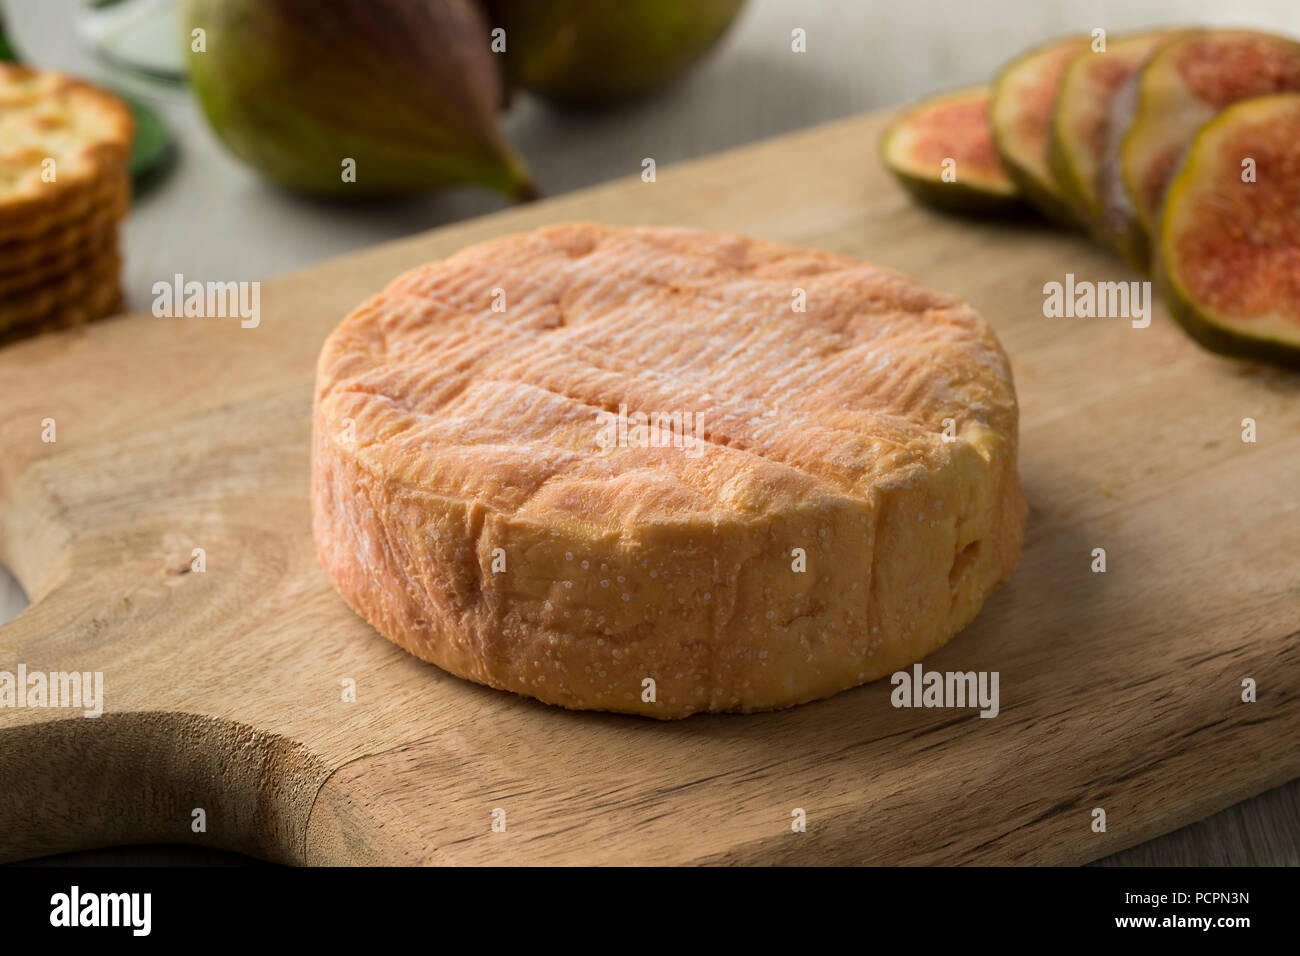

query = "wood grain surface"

[0,110,1296,865]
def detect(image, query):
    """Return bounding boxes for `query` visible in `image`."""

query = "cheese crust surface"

[312,223,1026,717]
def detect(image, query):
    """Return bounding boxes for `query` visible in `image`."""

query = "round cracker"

[0,248,121,328]
[0,286,124,346]
[0,229,117,297]
[0,64,134,234]
[0,196,124,269]
[0,164,130,244]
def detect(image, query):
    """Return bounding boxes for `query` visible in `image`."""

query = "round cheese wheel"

[312,223,1026,717]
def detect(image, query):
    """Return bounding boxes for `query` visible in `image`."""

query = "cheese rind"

[312,223,1026,717]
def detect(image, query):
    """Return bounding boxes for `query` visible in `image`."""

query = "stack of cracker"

[0,63,134,342]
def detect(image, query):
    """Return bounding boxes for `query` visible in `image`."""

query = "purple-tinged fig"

[182,0,534,199]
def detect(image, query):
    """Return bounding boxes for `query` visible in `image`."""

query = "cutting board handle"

[0,700,326,864]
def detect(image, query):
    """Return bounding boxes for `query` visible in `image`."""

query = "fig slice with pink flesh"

[1112,29,1300,270]
[1049,29,1184,232]
[1158,93,1300,369]
[990,34,1090,226]
[881,86,1028,217]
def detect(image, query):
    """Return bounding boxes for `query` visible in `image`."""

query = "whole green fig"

[483,0,747,106]
[182,0,534,198]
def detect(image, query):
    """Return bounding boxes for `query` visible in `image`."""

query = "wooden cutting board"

[1,110,1297,866]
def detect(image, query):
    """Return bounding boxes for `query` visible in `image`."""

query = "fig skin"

[886,166,1031,219]
[881,87,1031,219]
[482,0,746,106]
[182,0,535,199]
[1159,281,1300,371]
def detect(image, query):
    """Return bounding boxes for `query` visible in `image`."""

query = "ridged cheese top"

[316,223,1017,532]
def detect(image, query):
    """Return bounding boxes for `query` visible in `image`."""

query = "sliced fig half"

[1049,30,1180,228]
[1097,69,1162,270]
[1116,30,1300,266]
[880,86,1027,217]
[990,34,1089,225]
[1158,93,1300,369]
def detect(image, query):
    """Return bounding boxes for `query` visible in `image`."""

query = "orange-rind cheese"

[312,223,1026,717]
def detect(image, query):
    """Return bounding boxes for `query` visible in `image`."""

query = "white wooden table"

[3,0,1297,866]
